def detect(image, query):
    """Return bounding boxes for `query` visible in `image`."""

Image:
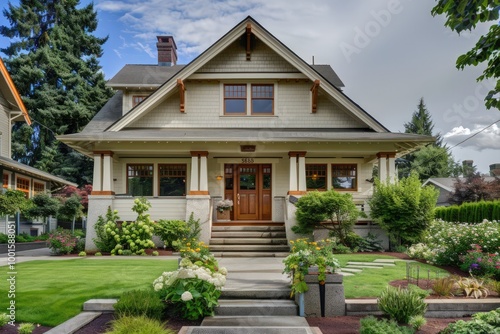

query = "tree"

[0,0,113,186]
[55,184,92,213]
[449,173,500,205]
[369,173,439,247]
[293,190,360,246]
[0,189,30,216]
[404,98,442,145]
[25,193,60,233]
[57,195,84,233]
[432,1,500,110]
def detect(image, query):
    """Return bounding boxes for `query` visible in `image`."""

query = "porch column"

[288,151,307,195]
[377,152,397,183]
[92,153,102,192]
[102,152,114,193]
[189,151,209,195]
[377,153,387,182]
[387,153,396,184]
[298,153,307,192]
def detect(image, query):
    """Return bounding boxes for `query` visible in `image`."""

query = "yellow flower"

[316,247,321,251]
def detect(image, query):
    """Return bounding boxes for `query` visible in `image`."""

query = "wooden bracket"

[177,79,185,113]
[311,80,320,113]
[246,23,252,61]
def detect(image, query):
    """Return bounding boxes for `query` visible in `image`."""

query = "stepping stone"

[373,259,396,263]
[339,268,362,273]
[347,262,395,266]
[337,272,354,276]
[346,265,383,269]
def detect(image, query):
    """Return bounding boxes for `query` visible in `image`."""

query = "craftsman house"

[0,59,76,235]
[59,17,432,253]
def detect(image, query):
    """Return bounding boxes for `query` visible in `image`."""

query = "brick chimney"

[157,36,177,66]
[463,160,474,176]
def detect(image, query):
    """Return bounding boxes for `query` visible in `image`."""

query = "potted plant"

[215,199,233,221]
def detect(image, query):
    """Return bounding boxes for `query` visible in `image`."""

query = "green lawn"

[334,254,450,298]
[0,259,177,326]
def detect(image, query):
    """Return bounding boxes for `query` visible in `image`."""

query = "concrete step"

[213,251,290,258]
[211,232,287,238]
[210,238,288,245]
[180,326,320,334]
[212,226,286,232]
[215,299,297,316]
[209,244,290,252]
[221,288,291,299]
[201,315,310,327]
[338,268,362,273]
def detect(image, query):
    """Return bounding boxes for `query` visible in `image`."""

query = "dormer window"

[223,83,275,116]
[132,95,147,107]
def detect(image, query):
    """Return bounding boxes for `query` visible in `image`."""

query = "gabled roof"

[0,58,31,125]
[423,177,498,193]
[105,16,386,133]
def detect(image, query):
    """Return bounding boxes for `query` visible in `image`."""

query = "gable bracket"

[310,79,320,113]
[177,79,185,113]
[246,23,252,61]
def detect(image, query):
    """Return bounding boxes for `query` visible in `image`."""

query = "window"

[224,84,246,115]
[33,182,45,194]
[251,84,273,115]
[132,96,147,107]
[16,177,30,198]
[306,164,327,190]
[332,164,357,191]
[3,174,8,189]
[159,164,186,196]
[127,164,153,196]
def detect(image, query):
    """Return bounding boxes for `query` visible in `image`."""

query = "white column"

[102,153,113,192]
[298,155,306,192]
[289,154,297,192]
[190,155,199,192]
[388,155,396,184]
[199,154,208,192]
[378,153,387,183]
[92,153,102,192]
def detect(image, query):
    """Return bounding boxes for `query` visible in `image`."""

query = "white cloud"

[444,123,500,151]
[113,49,122,58]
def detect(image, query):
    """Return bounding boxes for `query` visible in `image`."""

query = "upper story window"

[159,164,186,196]
[223,83,274,116]
[132,95,147,107]
[224,84,246,115]
[306,164,327,191]
[127,164,153,196]
[33,182,45,194]
[16,177,30,198]
[252,84,273,115]
[332,164,357,191]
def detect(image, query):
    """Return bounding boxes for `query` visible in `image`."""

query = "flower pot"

[217,209,230,221]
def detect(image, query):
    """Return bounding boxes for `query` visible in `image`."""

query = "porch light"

[216,175,223,181]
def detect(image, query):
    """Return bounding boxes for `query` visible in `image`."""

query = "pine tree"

[404,97,443,146]
[0,0,113,186]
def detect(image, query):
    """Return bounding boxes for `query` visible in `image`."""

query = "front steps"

[210,224,290,257]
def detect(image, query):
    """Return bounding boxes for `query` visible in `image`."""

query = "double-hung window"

[159,164,186,196]
[127,164,153,196]
[224,84,274,115]
[332,164,357,191]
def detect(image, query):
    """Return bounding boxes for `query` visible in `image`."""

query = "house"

[59,17,433,252]
[424,176,499,206]
[0,58,77,235]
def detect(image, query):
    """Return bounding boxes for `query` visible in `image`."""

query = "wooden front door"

[224,164,272,221]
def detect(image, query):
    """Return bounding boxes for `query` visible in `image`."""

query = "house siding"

[113,198,187,221]
[0,94,11,157]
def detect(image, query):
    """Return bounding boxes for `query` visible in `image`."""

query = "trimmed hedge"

[435,200,500,223]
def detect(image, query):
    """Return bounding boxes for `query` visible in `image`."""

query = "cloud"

[113,49,122,58]
[444,123,500,151]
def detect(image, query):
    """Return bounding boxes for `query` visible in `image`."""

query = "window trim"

[221,82,277,116]
[331,163,358,191]
[251,84,274,115]
[132,95,148,107]
[223,84,247,115]
[306,164,327,191]
[158,164,187,197]
[33,181,45,194]
[16,177,30,198]
[126,164,154,196]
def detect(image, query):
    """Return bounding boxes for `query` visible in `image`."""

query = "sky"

[1,0,499,174]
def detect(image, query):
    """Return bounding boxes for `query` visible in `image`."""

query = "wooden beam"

[310,80,320,113]
[246,23,252,61]
[177,79,185,113]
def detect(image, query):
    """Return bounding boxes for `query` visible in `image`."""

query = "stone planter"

[296,273,345,317]
[216,209,230,221]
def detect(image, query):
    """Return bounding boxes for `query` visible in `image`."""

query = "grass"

[333,254,449,298]
[0,258,177,326]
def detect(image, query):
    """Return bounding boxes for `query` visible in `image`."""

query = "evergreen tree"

[0,0,113,186]
[404,97,443,146]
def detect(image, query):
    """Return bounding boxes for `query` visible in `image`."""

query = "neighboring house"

[59,17,433,251]
[423,176,499,206]
[0,58,76,235]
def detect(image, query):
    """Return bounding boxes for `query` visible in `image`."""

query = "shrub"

[152,251,159,256]
[114,289,165,320]
[95,252,102,256]
[78,251,87,257]
[359,316,415,334]
[435,200,500,223]
[418,219,500,265]
[456,277,489,299]
[15,232,35,243]
[487,279,500,295]
[377,286,427,324]
[105,316,173,334]
[94,206,120,252]
[154,219,189,250]
[459,244,500,280]
[0,313,9,326]
[440,308,500,334]
[0,233,8,244]
[18,323,35,334]
[47,228,78,255]
[431,276,457,297]
[153,258,227,320]
[408,315,426,331]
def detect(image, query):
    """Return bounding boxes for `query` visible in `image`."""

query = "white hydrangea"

[181,291,193,301]
[154,282,163,291]
[219,267,228,276]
